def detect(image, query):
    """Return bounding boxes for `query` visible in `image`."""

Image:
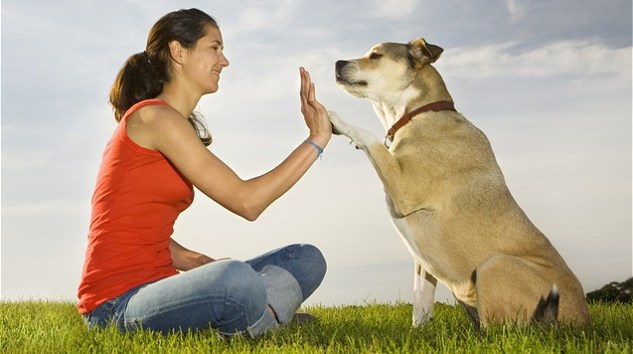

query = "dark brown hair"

[109,8,216,145]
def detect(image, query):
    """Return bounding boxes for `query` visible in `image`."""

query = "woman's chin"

[205,85,220,94]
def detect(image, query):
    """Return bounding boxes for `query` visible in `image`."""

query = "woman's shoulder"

[125,100,188,150]
[129,101,184,127]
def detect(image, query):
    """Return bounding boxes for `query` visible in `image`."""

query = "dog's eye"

[369,53,383,60]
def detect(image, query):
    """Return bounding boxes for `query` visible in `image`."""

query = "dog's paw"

[412,312,434,327]
[327,111,346,136]
[327,110,377,149]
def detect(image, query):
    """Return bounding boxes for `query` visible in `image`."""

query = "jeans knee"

[298,244,327,278]
[220,260,268,315]
[285,244,327,298]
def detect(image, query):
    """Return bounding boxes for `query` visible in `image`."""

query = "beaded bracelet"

[304,139,324,159]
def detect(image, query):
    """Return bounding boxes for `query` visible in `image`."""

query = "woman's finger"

[300,67,310,110]
[308,82,317,104]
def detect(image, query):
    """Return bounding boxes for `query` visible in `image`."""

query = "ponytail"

[109,52,163,122]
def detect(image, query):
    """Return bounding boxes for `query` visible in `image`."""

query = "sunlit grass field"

[1,301,631,353]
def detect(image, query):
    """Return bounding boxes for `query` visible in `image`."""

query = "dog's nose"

[335,60,349,72]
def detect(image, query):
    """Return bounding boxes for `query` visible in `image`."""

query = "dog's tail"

[532,284,559,325]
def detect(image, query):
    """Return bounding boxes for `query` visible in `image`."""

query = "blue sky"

[1,0,631,306]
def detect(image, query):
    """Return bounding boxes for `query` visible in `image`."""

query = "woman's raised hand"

[299,67,331,148]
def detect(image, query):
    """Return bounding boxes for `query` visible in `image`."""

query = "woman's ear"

[168,40,185,65]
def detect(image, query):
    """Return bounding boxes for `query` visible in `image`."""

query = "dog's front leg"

[329,111,380,148]
[329,111,417,217]
[413,262,437,326]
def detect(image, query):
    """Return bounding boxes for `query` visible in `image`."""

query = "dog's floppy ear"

[408,38,443,65]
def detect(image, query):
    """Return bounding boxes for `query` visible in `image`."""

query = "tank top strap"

[121,99,170,122]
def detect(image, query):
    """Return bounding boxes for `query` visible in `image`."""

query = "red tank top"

[77,99,194,314]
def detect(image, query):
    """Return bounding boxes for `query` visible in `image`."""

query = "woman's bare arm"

[134,68,331,221]
[169,238,215,271]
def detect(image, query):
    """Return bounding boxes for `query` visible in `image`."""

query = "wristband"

[304,139,324,159]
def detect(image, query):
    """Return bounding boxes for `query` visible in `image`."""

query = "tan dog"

[330,38,589,328]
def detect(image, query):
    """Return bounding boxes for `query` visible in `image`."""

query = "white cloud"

[439,40,631,84]
[231,0,301,33]
[370,0,419,19]
[505,0,528,22]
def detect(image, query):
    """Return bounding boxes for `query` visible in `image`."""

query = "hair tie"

[142,51,152,65]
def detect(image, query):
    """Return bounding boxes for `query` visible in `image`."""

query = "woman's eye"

[369,53,383,60]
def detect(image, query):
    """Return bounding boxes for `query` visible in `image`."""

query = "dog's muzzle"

[335,60,367,86]
[335,60,350,73]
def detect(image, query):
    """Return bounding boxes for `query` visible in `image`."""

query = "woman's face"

[181,25,230,95]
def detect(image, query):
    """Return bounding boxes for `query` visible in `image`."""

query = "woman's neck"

[156,82,201,119]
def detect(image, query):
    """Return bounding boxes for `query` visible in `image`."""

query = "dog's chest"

[389,205,439,273]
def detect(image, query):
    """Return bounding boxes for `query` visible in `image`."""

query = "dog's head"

[335,38,443,100]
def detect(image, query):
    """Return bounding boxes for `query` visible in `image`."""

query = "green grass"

[1,301,631,353]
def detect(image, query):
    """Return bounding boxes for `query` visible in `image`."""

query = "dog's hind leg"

[475,253,556,326]
[532,285,559,325]
[413,262,437,326]
[458,299,481,330]
[457,271,481,329]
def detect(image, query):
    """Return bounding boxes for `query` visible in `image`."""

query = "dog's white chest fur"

[389,202,430,269]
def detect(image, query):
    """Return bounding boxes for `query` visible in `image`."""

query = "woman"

[78,8,330,337]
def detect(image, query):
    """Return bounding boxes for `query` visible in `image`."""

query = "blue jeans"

[83,244,326,336]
